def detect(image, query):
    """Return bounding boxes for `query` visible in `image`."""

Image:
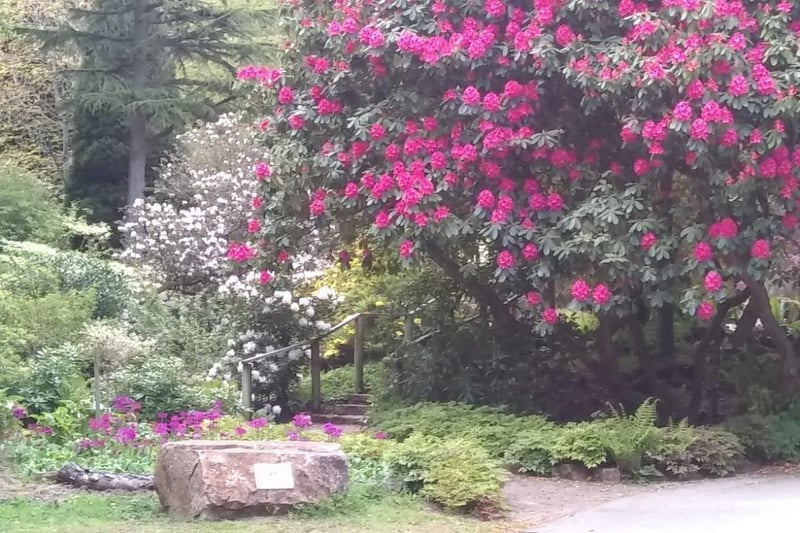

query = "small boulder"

[154,440,347,519]
[552,462,590,481]
[598,467,621,484]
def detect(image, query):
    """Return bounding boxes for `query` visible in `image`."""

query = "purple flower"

[157,412,168,420]
[11,406,26,419]
[153,422,169,436]
[234,426,247,436]
[114,424,137,445]
[247,417,267,429]
[112,396,141,414]
[322,422,342,439]
[373,431,388,440]
[292,413,313,429]
[287,430,299,441]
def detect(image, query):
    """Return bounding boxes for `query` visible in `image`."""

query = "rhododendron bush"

[237,0,800,402]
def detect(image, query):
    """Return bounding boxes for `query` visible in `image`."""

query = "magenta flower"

[247,417,268,429]
[373,431,388,440]
[112,396,141,414]
[322,422,342,439]
[293,413,313,429]
[11,406,26,419]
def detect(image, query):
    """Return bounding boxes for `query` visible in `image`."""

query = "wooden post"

[404,315,415,343]
[354,315,365,393]
[310,339,322,413]
[93,351,102,419]
[241,362,252,415]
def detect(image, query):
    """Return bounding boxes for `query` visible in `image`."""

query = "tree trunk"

[56,462,154,491]
[688,289,750,423]
[657,304,675,358]
[740,274,799,396]
[732,300,758,348]
[423,241,522,333]
[629,319,656,395]
[127,0,150,206]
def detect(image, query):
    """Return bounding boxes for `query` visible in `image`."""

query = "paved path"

[534,474,800,533]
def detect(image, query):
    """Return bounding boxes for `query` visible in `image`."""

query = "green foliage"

[30,252,130,319]
[0,165,64,244]
[0,288,95,362]
[724,407,800,462]
[370,402,553,458]
[292,362,388,404]
[373,400,743,478]
[503,428,558,475]
[109,352,233,419]
[648,427,744,478]
[383,434,505,512]
[599,398,661,474]
[8,345,89,415]
[0,389,22,438]
[549,423,608,469]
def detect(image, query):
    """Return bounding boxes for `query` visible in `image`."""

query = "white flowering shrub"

[118,114,341,410]
[118,114,262,291]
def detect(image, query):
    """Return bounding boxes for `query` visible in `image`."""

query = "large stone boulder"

[154,440,348,519]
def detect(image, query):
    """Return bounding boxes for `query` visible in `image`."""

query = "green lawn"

[0,492,503,533]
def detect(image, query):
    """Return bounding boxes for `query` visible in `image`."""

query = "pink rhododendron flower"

[704,271,723,293]
[542,307,559,325]
[571,279,591,302]
[227,243,255,262]
[522,243,539,261]
[750,239,770,259]
[555,25,576,46]
[259,270,273,285]
[344,182,359,198]
[434,206,450,222]
[278,86,294,105]
[477,189,496,209]
[640,232,657,250]
[247,219,261,233]
[694,242,713,262]
[496,250,516,270]
[399,240,415,258]
[462,86,481,105]
[255,161,271,179]
[592,284,611,305]
[288,114,305,129]
[697,301,715,321]
[526,291,542,306]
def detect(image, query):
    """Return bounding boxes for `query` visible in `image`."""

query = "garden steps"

[313,394,372,427]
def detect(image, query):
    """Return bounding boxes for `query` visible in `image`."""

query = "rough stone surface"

[553,462,590,481]
[597,467,621,484]
[154,440,347,519]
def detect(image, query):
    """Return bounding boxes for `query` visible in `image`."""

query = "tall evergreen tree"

[25,0,272,217]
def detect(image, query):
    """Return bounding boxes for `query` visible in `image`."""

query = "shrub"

[0,165,64,244]
[291,361,388,404]
[8,344,89,414]
[598,399,661,474]
[724,407,800,462]
[108,352,234,419]
[649,427,744,478]
[371,401,553,458]
[0,288,95,360]
[383,433,505,513]
[549,423,609,469]
[504,428,558,475]
[31,252,130,319]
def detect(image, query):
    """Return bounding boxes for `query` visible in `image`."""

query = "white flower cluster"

[207,290,336,386]
[118,114,262,291]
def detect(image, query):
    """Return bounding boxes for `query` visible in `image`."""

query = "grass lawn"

[0,492,503,533]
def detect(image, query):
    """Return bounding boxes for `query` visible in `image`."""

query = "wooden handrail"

[239,295,517,414]
[240,311,413,364]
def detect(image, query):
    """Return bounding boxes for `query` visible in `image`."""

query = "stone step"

[312,413,367,427]
[325,403,370,416]
[346,393,372,405]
